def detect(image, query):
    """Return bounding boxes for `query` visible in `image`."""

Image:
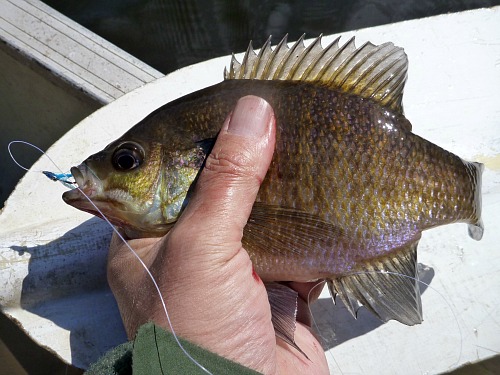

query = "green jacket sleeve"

[85,322,261,375]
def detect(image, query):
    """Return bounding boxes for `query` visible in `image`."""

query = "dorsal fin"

[224,34,408,113]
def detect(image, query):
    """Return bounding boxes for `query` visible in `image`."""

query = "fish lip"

[62,164,134,229]
[62,164,102,207]
[62,165,129,227]
[70,166,84,186]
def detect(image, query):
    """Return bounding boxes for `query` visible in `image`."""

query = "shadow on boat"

[10,217,127,369]
[310,263,435,350]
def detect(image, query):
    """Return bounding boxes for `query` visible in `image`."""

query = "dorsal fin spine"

[298,34,325,80]
[277,34,305,80]
[289,34,322,80]
[302,36,340,81]
[262,35,287,79]
[284,35,307,80]
[226,34,408,113]
[317,37,356,83]
[240,41,254,79]
[224,53,235,79]
[309,37,342,82]
[272,35,295,80]
[336,41,393,92]
[251,37,272,79]
[336,42,374,90]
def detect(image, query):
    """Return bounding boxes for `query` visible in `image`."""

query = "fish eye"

[112,142,144,171]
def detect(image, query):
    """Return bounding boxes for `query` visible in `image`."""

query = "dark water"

[45,0,499,74]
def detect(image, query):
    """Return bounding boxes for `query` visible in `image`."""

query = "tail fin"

[467,161,484,241]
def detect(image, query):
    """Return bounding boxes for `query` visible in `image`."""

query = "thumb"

[176,95,276,250]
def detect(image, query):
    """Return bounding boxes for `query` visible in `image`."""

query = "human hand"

[107,95,329,374]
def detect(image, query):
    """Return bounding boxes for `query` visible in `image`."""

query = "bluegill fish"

[63,35,483,348]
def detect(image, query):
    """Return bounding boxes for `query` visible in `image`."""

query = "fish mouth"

[62,164,107,216]
[62,164,133,229]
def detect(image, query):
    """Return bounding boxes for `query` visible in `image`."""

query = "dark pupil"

[116,151,137,170]
[112,143,144,171]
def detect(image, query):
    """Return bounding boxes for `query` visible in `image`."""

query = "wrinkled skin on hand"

[107,96,329,375]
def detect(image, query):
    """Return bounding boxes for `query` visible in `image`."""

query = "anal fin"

[265,282,309,359]
[328,240,423,326]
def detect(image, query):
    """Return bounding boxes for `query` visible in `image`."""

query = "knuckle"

[204,148,257,180]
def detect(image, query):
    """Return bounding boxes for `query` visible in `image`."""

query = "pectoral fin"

[265,282,308,359]
[243,202,344,257]
[328,240,423,325]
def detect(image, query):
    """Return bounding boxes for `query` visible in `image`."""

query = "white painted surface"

[0,0,163,103]
[1,7,499,373]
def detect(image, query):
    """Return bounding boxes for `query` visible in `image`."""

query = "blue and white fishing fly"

[42,171,76,189]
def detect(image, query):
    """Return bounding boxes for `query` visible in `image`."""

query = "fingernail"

[227,96,273,138]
